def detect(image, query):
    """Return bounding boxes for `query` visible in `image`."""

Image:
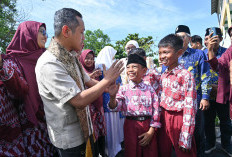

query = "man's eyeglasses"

[177,35,186,40]
[39,29,48,38]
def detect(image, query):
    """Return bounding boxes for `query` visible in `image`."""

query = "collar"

[129,80,145,89]
[216,46,223,55]
[145,69,150,76]
[181,47,190,57]
[163,64,184,76]
[186,47,191,53]
[48,38,76,62]
[201,47,207,51]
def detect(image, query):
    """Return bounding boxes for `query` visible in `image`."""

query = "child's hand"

[108,83,120,97]
[178,145,190,153]
[89,69,101,79]
[138,127,156,147]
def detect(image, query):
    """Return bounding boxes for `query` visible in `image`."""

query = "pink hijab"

[79,49,95,73]
[6,21,46,125]
[79,49,103,111]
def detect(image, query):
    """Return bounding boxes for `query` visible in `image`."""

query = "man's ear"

[143,67,148,73]
[188,36,192,43]
[177,49,184,57]
[61,25,70,38]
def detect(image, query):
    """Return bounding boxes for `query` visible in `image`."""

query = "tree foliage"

[114,33,156,59]
[84,29,111,56]
[0,0,17,52]
[83,30,158,61]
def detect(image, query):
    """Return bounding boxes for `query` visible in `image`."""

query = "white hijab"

[95,46,117,70]
[125,40,139,49]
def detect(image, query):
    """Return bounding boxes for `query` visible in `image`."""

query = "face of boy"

[126,63,147,84]
[159,46,181,71]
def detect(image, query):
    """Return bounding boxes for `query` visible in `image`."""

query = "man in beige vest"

[35,8,123,157]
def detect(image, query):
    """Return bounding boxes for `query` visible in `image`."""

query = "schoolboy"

[108,53,161,157]
[129,48,162,97]
[158,34,197,157]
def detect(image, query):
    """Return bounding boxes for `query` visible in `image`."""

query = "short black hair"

[158,34,183,52]
[54,8,83,37]
[129,48,146,57]
[191,35,202,45]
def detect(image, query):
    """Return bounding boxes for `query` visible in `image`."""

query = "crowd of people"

[0,7,232,157]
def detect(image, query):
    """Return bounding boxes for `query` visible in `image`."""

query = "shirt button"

[70,88,73,92]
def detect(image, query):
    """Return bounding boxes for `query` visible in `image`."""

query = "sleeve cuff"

[179,132,193,149]
[150,122,161,128]
[206,57,218,70]
[59,86,80,104]
[202,94,209,100]
[106,100,119,111]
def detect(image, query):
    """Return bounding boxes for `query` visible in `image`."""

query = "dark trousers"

[194,109,205,157]
[56,143,86,157]
[204,100,232,148]
[93,136,105,157]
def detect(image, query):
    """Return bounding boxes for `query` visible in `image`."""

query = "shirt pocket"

[64,106,78,125]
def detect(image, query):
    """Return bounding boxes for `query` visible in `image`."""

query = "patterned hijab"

[6,21,46,125]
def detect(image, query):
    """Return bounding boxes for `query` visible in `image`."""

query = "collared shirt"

[201,47,207,51]
[204,46,227,85]
[35,50,91,149]
[112,80,161,128]
[143,69,162,99]
[178,47,212,102]
[161,65,197,149]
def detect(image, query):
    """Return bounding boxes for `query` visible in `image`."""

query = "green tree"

[84,29,111,56]
[114,33,157,59]
[0,0,17,52]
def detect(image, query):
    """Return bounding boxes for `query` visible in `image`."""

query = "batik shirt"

[161,65,197,149]
[0,58,27,156]
[178,47,212,103]
[204,46,227,85]
[112,80,161,128]
[143,69,162,100]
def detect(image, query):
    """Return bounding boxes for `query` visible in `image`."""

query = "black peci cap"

[175,25,191,35]
[127,53,147,68]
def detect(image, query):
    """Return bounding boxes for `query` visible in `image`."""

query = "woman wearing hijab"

[79,49,106,157]
[95,46,124,157]
[2,21,55,156]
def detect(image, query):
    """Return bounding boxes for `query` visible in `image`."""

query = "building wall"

[218,0,232,48]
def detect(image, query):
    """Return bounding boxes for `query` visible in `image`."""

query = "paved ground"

[203,136,232,157]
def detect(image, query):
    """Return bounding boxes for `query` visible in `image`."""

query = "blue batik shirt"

[203,46,227,85]
[179,47,212,103]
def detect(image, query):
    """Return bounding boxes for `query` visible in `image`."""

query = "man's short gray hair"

[54,8,82,37]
